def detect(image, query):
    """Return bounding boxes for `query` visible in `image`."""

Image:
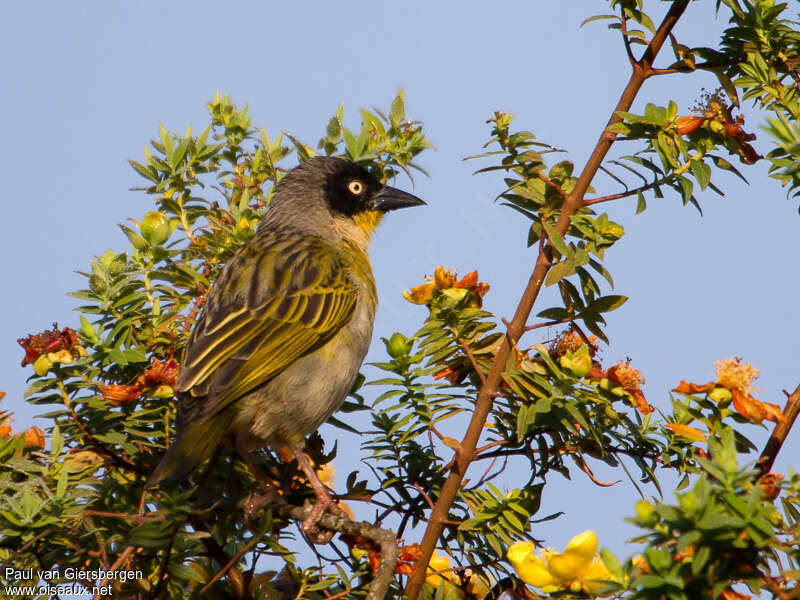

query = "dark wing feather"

[176,233,357,423]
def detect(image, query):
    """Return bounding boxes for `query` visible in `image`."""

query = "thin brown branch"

[524,317,573,332]
[649,60,736,76]
[757,383,800,476]
[583,176,670,206]
[96,547,135,599]
[404,3,690,598]
[459,339,487,386]
[189,515,248,599]
[536,172,569,200]
[198,536,258,596]
[412,481,436,510]
[276,503,398,600]
[0,528,52,573]
[620,7,637,68]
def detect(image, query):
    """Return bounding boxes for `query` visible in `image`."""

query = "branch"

[619,7,637,68]
[757,383,800,476]
[649,60,737,76]
[276,503,398,600]
[583,176,672,206]
[404,3,691,599]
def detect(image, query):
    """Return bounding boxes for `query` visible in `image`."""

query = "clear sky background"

[1,0,798,577]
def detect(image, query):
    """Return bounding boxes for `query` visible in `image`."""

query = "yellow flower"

[426,550,459,587]
[507,531,615,597]
[317,463,335,488]
[507,541,559,591]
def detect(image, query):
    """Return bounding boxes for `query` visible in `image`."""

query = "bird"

[147,156,425,540]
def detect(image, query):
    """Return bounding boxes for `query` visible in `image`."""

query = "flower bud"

[140,211,171,245]
[559,348,592,377]
[151,385,175,398]
[384,333,411,358]
[634,499,654,522]
[33,354,53,376]
[708,387,732,402]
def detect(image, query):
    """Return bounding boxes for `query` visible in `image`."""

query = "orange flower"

[673,358,785,424]
[97,384,144,406]
[138,357,178,388]
[674,96,760,165]
[0,417,12,437]
[403,266,490,306]
[672,380,715,395]
[17,324,85,368]
[607,359,652,414]
[396,543,424,576]
[758,472,784,501]
[675,115,705,135]
[23,426,45,449]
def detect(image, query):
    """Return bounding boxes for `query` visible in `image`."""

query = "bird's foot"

[301,492,348,544]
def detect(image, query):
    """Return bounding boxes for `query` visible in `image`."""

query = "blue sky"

[1,0,798,571]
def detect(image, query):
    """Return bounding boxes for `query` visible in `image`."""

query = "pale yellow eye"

[347,180,364,195]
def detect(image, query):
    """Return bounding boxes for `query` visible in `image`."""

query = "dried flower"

[18,324,86,375]
[396,544,423,576]
[673,358,785,424]
[97,384,145,406]
[607,359,652,414]
[676,93,761,164]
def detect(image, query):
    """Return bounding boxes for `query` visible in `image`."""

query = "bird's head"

[269,157,425,250]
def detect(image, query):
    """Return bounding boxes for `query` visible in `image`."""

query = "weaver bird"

[148,156,424,540]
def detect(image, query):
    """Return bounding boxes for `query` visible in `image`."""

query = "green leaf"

[636,190,647,214]
[585,295,628,314]
[56,468,68,499]
[542,221,570,256]
[579,14,619,27]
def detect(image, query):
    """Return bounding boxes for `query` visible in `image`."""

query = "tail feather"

[146,411,233,488]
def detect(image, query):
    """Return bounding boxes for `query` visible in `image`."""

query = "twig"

[403,3,691,598]
[198,535,258,596]
[412,481,436,510]
[459,339,487,386]
[536,172,569,201]
[757,383,800,476]
[649,60,736,76]
[189,515,248,599]
[0,528,52,572]
[96,547,135,598]
[150,529,177,599]
[524,317,573,332]
[274,503,399,600]
[583,176,670,206]
[619,6,637,68]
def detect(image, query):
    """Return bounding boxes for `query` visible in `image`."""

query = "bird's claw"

[301,496,347,544]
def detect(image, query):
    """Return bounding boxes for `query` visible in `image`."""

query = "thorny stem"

[404,3,691,598]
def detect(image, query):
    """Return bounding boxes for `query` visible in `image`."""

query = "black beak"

[369,185,426,212]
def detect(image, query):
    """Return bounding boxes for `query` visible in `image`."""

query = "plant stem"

[404,3,691,598]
